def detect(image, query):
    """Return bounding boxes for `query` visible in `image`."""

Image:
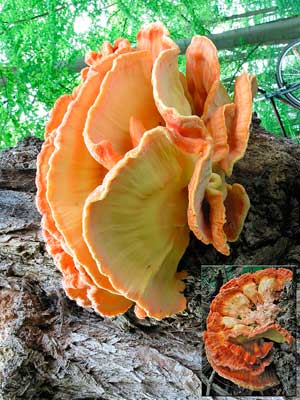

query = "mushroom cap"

[84,50,164,169]
[186,36,220,117]
[202,80,231,121]
[253,267,293,295]
[188,168,229,255]
[47,63,123,294]
[187,145,213,246]
[205,103,234,163]
[49,231,132,315]
[152,47,211,153]
[204,268,293,390]
[137,21,178,62]
[206,350,279,391]
[83,127,197,319]
[36,67,133,315]
[223,183,250,242]
[204,331,274,374]
[188,168,250,255]
[40,216,132,316]
[45,94,73,138]
[36,130,65,242]
[220,73,257,176]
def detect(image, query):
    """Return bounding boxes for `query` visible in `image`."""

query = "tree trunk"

[44,16,300,73]
[1,17,300,86]
[177,16,300,53]
[0,121,299,399]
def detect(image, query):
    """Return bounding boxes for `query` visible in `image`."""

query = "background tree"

[0,0,299,148]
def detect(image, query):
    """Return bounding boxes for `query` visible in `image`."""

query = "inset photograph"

[200,265,297,397]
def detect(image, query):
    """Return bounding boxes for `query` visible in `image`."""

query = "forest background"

[0,0,299,148]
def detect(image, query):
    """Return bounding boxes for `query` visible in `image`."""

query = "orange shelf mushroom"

[36,49,133,316]
[203,268,293,390]
[187,153,250,255]
[83,127,201,319]
[152,37,253,255]
[36,21,256,319]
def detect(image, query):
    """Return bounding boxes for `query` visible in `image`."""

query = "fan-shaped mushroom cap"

[85,37,134,66]
[206,350,279,391]
[220,73,257,175]
[36,131,64,241]
[47,64,127,294]
[204,268,293,390]
[211,287,251,316]
[153,48,209,148]
[223,183,250,242]
[205,103,234,163]
[204,331,274,374]
[202,80,231,121]
[188,165,250,255]
[44,230,132,315]
[36,70,133,315]
[137,21,178,62]
[83,127,199,319]
[84,50,164,169]
[186,36,220,117]
[45,94,73,137]
[152,47,211,153]
[201,73,257,176]
[187,143,212,243]
[188,168,230,255]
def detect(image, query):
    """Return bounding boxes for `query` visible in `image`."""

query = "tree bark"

[0,122,299,399]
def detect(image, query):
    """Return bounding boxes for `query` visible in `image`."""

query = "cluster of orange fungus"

[203,268,293,390]
[36,21,255,319]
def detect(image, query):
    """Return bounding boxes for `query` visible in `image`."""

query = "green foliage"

[0,0,299,148]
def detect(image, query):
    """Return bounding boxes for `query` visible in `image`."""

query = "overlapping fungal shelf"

[203,268,293,390]
[36,21,256,319]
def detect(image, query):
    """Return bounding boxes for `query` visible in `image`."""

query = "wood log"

[0,122,299,399]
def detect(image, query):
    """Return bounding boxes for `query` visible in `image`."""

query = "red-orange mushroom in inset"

[204,331,274,374]
[203,268,293,390]
[206,350,279,391]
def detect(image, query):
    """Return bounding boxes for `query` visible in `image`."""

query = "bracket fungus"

[36,21,255,319]
[83,127,197,319]
[203,268,293,390]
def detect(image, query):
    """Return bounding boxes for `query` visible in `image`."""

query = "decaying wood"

[0,122,299,400]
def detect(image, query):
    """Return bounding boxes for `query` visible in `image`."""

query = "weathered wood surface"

[0,123,299,399]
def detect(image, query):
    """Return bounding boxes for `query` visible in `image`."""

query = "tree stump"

[0,122,299,400]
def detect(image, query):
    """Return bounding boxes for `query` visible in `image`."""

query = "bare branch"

[1,6,66,26]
